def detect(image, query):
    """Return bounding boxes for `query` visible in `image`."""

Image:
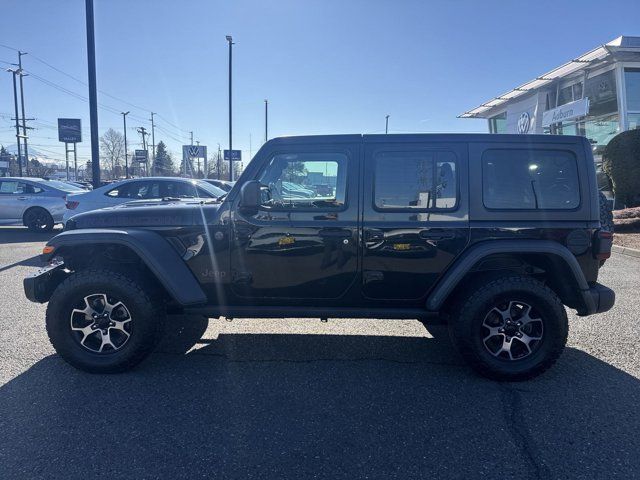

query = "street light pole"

[85,0,101,188]
[122,111,129,178]
[226,35,234,181]
[264,99,268,143]
[385,115,390,134]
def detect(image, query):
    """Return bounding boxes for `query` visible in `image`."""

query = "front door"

[361,139,469,303]
[230,143,360,302]
[0,180,31,223]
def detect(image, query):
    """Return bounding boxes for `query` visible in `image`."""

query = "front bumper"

[23,263,67,303]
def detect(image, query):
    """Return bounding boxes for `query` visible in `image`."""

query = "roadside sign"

[57,118,82,143]
[134,149,148,162]
[224,149,242,161]
[182,145,207,160]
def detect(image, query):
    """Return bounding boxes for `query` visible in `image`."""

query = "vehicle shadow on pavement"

[1,320,639,479]
[0,227,61,245]
[0,255,43,273]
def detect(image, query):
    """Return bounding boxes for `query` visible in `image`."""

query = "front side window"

[374,151,457,210]
[482,149,580,210]
[258,152,347,209]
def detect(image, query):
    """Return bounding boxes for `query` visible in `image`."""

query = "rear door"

[361,138,469,302]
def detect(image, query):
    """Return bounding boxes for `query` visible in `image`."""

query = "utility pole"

[8,69,23,176]
[137,126,148,176]
[18,51,29,175]
[226,35,234,181]
[217,143,221,180]
[150,112,155,176]
[85,0,101,188]
[196,140,201,177]
[122,111,129,178]
[190,131,193,146]
[264,99,268,143]
[385,115,390,134]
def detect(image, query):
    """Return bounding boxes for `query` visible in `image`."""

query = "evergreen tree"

[153,141,174,176]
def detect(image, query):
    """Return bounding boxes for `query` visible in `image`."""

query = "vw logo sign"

[517,112,531,134]
[188,146,199,157]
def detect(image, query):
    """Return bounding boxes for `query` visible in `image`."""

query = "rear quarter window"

[482,149,580,210]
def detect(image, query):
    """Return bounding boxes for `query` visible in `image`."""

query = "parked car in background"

[203,179,235,192]
[0,177,86,231]
[62,177,225,224]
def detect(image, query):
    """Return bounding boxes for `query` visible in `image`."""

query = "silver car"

[0,177,85,231]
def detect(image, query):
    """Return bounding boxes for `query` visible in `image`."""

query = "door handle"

[364,229,384,242]
[419,230,455,241]
[17,196,28,200]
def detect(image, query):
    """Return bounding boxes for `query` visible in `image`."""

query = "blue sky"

[1,0,639,166]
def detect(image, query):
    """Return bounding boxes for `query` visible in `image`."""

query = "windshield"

[195,180,225,198]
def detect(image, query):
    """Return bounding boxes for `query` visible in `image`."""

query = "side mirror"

[239,180,260,213]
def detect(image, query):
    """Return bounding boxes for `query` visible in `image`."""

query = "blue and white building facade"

[461,36,640,164]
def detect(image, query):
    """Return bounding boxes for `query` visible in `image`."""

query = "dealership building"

[460,36,640,163]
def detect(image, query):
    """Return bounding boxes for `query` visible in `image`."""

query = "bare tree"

[100,128,125,179]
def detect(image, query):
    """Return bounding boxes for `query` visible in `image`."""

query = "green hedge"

[603,129,640,208]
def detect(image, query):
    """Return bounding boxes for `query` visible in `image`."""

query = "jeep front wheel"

[46,269,165,373]
[448,276,568,381]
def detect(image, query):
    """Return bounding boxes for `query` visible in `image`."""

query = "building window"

[585,70,618,117]
[625,68,640,111]
[488,112,507,133]
[374,151,457,210]
[628,113,640,130]
[558,85,574,106]
[482,149,580,210]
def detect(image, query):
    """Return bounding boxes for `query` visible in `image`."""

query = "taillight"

[66,200,79,210]
[594,230,613,260]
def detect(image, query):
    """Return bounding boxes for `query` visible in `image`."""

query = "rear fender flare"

[426,239,594,314]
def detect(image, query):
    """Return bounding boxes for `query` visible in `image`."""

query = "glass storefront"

[629,113,640,130]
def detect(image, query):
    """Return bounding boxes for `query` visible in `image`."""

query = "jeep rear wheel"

[448,276,568,381]
[46,269,165,373]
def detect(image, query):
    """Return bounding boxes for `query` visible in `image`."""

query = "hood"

[66,199,223,230]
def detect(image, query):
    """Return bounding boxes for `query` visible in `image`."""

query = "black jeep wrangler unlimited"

[24,134,614,380]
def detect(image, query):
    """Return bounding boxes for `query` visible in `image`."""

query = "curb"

[612,244,640,258]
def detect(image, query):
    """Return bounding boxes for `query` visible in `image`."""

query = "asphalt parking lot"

[0,226,639,479]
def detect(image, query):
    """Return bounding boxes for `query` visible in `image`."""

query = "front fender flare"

[45,228,207,306]
[425,239,595,315]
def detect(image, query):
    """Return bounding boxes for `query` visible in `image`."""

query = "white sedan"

[63,177,225,224]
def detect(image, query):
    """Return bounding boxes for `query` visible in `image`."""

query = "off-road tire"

[24,207,54,232]
[599,191,614,232]
[448,275,568,381]
[46,268,165,373]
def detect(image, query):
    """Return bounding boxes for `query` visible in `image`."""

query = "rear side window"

[106,181,161,199]
[374,151,457,210]
[482,149,580,210]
